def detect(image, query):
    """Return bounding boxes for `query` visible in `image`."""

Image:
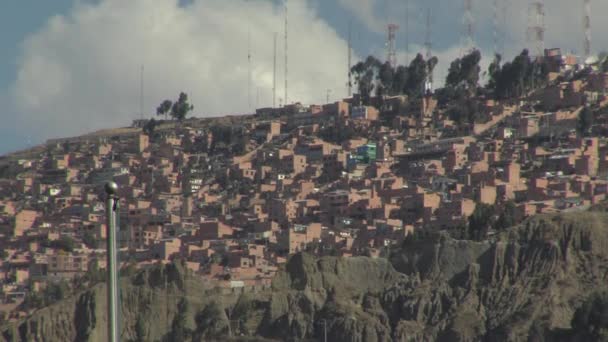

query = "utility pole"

[105,182,120,342]
[273,32,277,108]
[501,0,508,57]
[405,0,410,63]
[284,0,289,106]
[527,0,545,57]
[347,21,352,98]
[316,319,328,342]
[463,0,474,54]
[424,8,434,94]
[326,89,332,104]
[493,0,499,57]
[386,24,399,68]
[246,0,252,113]
[248,24,252,112]
[140,65,144,121]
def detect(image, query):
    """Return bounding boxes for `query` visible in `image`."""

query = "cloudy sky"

[0,0,603,154]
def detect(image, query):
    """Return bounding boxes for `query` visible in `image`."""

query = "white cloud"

[10,0,354,141]
[339,0,608,64]
[9,0,608,146]
[336,0,384,34]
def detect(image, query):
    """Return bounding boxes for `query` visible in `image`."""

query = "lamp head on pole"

[105,181,119,196]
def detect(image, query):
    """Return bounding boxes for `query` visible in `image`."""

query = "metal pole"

[273,32,277,108]
[105,181,120,342]
[323,319,327,342]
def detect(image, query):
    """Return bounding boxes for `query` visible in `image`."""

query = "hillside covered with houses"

[2,47,608,328]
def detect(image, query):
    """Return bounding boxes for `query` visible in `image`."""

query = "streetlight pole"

[105,181,120,342]
[316,319,327,342]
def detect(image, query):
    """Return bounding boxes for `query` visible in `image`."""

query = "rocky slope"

[3,210,608,341]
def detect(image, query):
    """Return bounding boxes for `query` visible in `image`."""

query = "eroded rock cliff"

[3,211,608,341]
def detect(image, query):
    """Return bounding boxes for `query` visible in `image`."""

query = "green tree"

[494,201,517,230]
[43,281,69,304]
[392,65,409,95]
[447,98,480,125]
[377,61,395,95]
[405,53,429,98]
[445,49,482,98]
[350,53,436,102]
[491,49,548,99]
[318,122,356,144]
[375,61,395,110]
[157,100,173,120]
[143,118,157,137]
[494,50,531,99]
[170,92,194,121]
[486,53,502,92]
[468,203,495,240]
[351,56,382,105]
[43,236,75,253]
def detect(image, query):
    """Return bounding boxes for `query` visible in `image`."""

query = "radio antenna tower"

[583,0,591,57]
[284,0,288,106]
[424,8,434,93]
[405,0,410,63]
[248,26,252,112]
[347,21,353,97]
[139,65,144,120]
[527,0,545,57]
[273,32,277,108]
[493,0,499,56]
[463,0,474,54]
[387,24,399,67]
[500,0,508,57]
